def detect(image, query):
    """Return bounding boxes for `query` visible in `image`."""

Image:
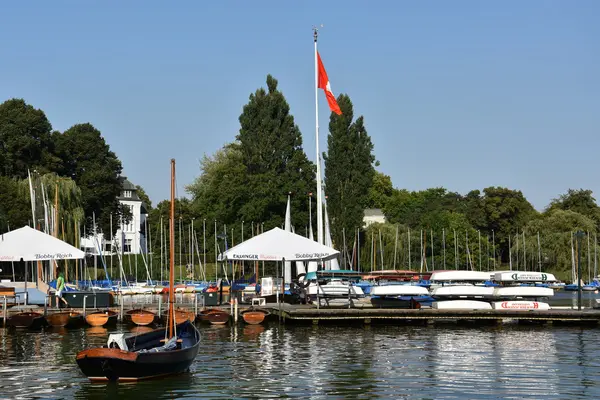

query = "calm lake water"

[1,291,600,399]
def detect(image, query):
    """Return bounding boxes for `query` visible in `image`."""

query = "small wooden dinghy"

[202,308,230,325]
[85,310,118,327]
[7,311,47,329]
[241,308,269,325]
[47,311,83,328]
[126,309,156,326]
[77,321,201,382]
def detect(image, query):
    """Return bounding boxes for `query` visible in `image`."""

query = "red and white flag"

[317,52,342,115]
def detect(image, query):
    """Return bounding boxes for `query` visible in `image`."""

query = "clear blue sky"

[1,1,598,211]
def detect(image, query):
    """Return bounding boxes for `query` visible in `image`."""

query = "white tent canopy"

[0,226,85,262]
[219,227,339,262]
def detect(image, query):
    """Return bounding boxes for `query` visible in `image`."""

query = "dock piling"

[158,296,162,317]
[83,295,88,317]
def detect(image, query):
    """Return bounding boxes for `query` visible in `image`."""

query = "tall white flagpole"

[314,27,324,245]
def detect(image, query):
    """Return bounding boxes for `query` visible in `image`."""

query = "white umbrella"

[0,226,85,262]
[219,227,339,262]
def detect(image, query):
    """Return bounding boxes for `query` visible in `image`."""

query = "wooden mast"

[168,159,176,339]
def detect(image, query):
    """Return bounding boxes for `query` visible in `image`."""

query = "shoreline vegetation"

[2,77,599,283]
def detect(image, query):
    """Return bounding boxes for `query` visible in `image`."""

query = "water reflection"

[0,323,600,399]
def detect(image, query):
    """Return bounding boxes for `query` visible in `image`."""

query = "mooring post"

[348,286,351,309]
[158,296,162,318]
[194,294,198,317]
[316,280,320,310]
[94,294,97,309]
[2,296,7,327]
[120,295,124,322]
[83,295,88,317]
[44,296,48,316]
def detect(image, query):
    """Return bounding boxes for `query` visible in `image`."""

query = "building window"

[123,190,132,198]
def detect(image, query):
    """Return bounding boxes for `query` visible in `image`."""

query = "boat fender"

[295,273,310,289]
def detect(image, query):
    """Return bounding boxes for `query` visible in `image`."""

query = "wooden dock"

[269,304,600,325]
[4,302,600,327]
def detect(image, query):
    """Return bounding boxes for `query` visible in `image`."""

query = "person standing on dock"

[55,271,68,308]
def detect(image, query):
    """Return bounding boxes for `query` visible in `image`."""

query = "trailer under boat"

[76,320,201,382]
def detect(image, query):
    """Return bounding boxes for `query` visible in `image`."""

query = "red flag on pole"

[317,52,342,115]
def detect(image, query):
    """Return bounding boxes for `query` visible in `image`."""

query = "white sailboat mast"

[314,27,324,245]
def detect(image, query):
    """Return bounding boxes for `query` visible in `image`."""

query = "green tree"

[53,123,124,234]
[478,186,537,261]
[0,99,60,177]
[385,187,463,228]
[135,185,152,211]
[366,171,393,210]
[519,209,595,281]
[324,94,376,247]
[187,144,246,225]
[547,189,600,230]
[0,176,30,232]
[236,75,315,230]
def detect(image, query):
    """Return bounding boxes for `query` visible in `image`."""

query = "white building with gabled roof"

[80,177,148,255]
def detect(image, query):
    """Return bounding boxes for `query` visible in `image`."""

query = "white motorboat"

[432,300,492,310]
[429,270,491,290]
[431,285,495,299]
[371,284,429,297]
[493,286,554,299]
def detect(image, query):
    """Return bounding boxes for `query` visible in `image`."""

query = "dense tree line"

[3,79,598,283]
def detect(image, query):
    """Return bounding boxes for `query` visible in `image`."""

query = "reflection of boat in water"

[126,309,156,326]
[7,311,48,329]
[85,310,118,327]
[46,311,83,328]
[76,159,201,382]
[243,324,265,339]
[130,326,155,335]
[86,326,108,337]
